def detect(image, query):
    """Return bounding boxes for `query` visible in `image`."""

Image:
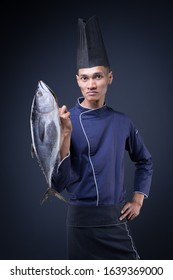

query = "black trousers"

[66,204,140,260]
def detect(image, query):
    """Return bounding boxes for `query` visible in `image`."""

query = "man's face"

[76,66,113,107]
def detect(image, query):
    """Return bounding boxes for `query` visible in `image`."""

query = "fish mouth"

[38,80,57,100]
[39,80,48,91]
[36,81,46,97]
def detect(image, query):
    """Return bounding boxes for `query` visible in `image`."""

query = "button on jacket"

[52,97,153,206]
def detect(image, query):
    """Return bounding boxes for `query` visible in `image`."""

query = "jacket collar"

[76,97,107,114]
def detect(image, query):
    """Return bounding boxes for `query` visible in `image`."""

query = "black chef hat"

[77,15,110,69]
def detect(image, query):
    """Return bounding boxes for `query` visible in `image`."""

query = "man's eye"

[81,76,88,81]
[95,75,102,79]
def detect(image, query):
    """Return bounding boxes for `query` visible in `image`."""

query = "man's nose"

[87,78,96,89]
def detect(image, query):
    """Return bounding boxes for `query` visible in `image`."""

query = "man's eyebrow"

[79,73,88,76]
[92,72,104,75]
[79,72,104,77]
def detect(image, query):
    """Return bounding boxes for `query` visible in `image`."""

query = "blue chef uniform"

[52,97,153,260]
[52,97,153,205]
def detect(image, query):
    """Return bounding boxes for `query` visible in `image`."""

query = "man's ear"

[108,71,113,84]
[76,74,80,86]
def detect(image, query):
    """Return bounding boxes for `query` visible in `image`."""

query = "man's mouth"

[86,91,97,96]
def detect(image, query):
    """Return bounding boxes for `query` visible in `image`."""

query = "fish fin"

[40,188,67,205]
[31,143,35,158]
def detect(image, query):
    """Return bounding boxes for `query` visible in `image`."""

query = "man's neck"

[80,98,105,109]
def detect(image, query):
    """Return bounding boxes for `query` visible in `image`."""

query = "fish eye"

[36,90,43,97]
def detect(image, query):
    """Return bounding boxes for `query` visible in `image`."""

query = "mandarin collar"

[76,97,107,114]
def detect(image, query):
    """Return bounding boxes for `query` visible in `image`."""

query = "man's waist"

[66,203,126,227]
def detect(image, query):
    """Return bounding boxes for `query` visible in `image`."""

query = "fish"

[30,80,66,205]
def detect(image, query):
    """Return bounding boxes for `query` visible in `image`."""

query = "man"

[52,16,153,259]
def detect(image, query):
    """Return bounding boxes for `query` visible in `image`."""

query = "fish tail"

[40,188,67,205]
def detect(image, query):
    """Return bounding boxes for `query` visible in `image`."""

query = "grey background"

[1,1,173,259]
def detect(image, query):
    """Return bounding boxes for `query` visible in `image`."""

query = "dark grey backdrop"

[1,1,173,259]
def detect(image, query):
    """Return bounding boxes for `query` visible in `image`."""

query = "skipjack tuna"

[30,80,66,205]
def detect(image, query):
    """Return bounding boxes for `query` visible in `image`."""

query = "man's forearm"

[60,132,71,160]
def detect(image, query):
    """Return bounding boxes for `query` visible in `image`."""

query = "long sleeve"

[51,154,71,193]
[126,122,153,197]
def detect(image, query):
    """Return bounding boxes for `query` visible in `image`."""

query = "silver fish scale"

[30,81,66,205]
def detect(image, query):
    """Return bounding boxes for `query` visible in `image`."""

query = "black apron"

[66,204,140,260]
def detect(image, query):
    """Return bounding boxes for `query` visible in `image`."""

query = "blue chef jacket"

[52,97,153,206]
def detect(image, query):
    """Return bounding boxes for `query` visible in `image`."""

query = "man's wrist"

[132,192,144,206]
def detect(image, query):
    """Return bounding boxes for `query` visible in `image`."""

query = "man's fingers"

[119,201,141,221]
[120,203,131,215]
[61,105,68,113]
[62,111,70,120]
[59,105,67,114]
[119,205,131,221]
[59,105,70,119]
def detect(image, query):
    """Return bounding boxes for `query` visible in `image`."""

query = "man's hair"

[76,66,111,75]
